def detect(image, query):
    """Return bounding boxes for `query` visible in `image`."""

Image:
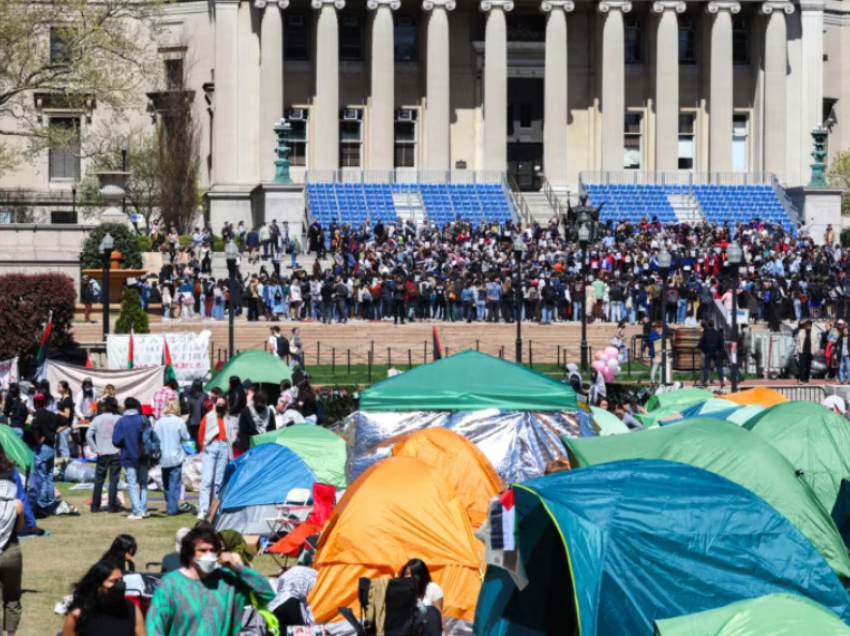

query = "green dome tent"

[205,350,292,393]
[563,418,850,579]
[250,424,346,488]
[359,350,577,412]
[591,406,630,435]
[644,387,715,412]
[744,402,850,526]
[654,593,850,636]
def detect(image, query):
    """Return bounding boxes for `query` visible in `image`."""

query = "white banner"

[0,358,18,390]
[106,330,211,384]
[46,361,165,406]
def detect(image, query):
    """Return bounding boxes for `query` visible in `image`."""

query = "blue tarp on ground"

[473,459,850,636]
[217,444,317,511]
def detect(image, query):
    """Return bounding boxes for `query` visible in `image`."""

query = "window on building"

[340,109,363,167]
[679,20,695,64]
[733,114,748,172]
[733,18,748,64]
[164,58,185,90]
[284,14,310,61]
[625,19,642,63]
[678,113,695,170]
[51,210,78,224]
[339,15,363,61]
[394,111,417,168]
[50,27,71,65]
[624,113,643,170]
[48,117,81,181]
[288,109,308,166]
[394,15,418,61]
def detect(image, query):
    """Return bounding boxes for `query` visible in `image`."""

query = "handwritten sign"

[107,331,211,384]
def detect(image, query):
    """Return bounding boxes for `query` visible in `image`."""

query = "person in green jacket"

[146,522,275,636]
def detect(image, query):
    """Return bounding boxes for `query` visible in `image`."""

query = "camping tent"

[250,424,346,488]
[590,407,630,435]
[205,350,292,393]
[723,387,789,408]
[345,351,589,484]
[654,593,850,636]
[213,444,316,535]
[644,387,714,412]
[309,456,482,632]
[661,401,764,427]
[0,425,32,472]
[359,350,577,412]
[744,402,850,532]
[563,418,850,579]
[473,460,850,636]
[392,428,502,528]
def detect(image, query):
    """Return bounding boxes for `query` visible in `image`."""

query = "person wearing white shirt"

[401,559,446,636]
[74,379,98,426]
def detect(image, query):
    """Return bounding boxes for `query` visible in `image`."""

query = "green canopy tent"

[0,425,32,473]
[250,424,346,488]
[654,593,850,636]
[563,418,850,579]
[359,350,577,412]
[205,350,292,393]
[644,388,715,412]
[590,406,630,435]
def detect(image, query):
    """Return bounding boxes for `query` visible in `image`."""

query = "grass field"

[20,483,281,636]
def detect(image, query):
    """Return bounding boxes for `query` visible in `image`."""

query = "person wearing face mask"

[62,560,144,636]
[146,522,274,636]
[74,378,99,429]
[197,398,230,521]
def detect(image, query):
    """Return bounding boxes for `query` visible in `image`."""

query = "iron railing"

[771,173,802,224]
[541,176,568,223]
[508,176,531,226]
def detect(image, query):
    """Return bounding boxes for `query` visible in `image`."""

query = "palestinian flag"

[35,311,53,380]
[432,326,443,361]
[162,334,177,382]
[127,328,134,369]
[490,488,516,552]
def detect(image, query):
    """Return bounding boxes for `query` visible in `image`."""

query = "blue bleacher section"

[306,183,396,226]
[584,184,677,224]
[306,182,514,227]
[693,184,793,230]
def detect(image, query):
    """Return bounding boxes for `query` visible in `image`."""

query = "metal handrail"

[541,176,567,224]
[507,176,531,226]
[771,173,802,225]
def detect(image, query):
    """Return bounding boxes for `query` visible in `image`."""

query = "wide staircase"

[522,191,559,224]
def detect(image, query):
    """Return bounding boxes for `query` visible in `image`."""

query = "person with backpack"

[234,391,273,457]
[112,398,151,521]
[269,326,290,364]
[153,400,190,516]
[333,277,349,324]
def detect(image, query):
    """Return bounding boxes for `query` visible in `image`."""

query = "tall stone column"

[312,0,345,172]
[541,1,573,188]
[599,1,631,172]
[800,1,825,178]
[706,1,740,173]
[761,2,794,183]
[653,2,684,173]
[258,0,287,182]
[238,0,261,183]
[214,0,239,185]
[422,0,455,171]
[480,0,513,173]
[367,0,399,171]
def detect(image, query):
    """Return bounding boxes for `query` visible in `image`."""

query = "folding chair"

[267,484,337,564]
[264,487,313,537]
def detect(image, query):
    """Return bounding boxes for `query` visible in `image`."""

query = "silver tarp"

[343,409,584,485]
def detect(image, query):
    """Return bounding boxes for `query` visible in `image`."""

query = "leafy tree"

[828,149,850,216]
[115,289,149,334]
[0,0,163,178]
[81,222,142,270]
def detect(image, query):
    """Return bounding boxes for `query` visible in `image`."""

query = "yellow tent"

[309,456,483,624]
[724,387,788,409]
[392,428,502,529]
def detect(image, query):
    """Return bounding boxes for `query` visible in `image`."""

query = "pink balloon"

[601,368,615,383]
[605,347,619,359]
[600,354,610,364]
[606,359,619,371]
[594,351,604,361]
[592,360,606,372]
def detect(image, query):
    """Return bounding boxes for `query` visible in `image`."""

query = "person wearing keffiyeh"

[268,566,317,629]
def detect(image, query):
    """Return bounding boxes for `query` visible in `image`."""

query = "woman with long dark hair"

[62,560,144,636]
[400,558,446,636]
[100,535,137,573]
[2,384,27,436]
[55,380,75,458]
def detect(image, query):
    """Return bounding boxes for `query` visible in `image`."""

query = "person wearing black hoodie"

[234,391,274,456]
[186,380,209,443]
[226,376,246,453]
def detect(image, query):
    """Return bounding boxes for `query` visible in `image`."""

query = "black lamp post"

[513,234,526,364]
[727,241,743,392]
[120,141,129,217]
[72,185,77,221]
[226,240,238,359]
[579,224,590,373]
[658,250,672,386]
[100,233,114,341]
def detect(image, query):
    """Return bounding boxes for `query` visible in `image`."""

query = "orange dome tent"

[309,456,483,625]
[723,387,788,409]
[392,428,502,529]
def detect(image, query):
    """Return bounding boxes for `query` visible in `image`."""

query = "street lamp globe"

[578,224,590,247]
[727,242,743,266]
[658,250,672,271]
[100,233,114,254]
[512,234,526,256]
[225,240,238,263]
